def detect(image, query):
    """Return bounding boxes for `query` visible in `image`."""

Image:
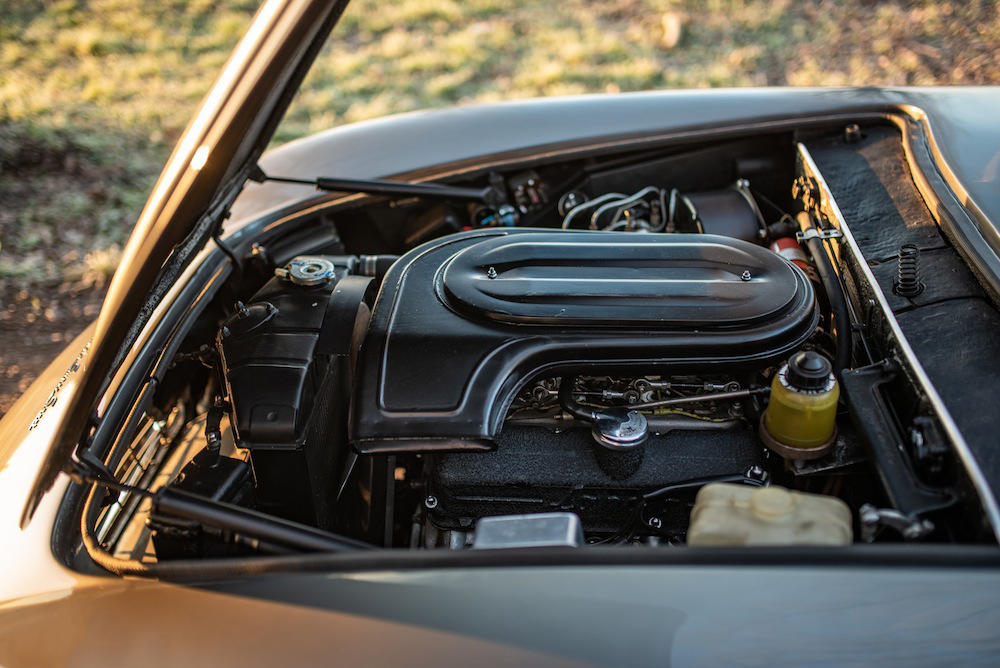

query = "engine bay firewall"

[351,229,817,453]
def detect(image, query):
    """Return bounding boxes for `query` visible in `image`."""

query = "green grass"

[1,0,997,287]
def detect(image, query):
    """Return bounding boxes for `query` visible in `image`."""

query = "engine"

[202,222,834,548]
[142,133,985,558]
[342,230,813,544]
[351,230,816,451]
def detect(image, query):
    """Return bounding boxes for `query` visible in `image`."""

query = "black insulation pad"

[807,126,1000,488]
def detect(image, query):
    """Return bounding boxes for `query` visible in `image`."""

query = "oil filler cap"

[786,351,832,391]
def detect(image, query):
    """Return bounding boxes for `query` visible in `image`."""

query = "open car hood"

[20,0,351,525]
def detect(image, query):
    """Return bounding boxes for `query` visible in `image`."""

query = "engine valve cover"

[351,229,816,453]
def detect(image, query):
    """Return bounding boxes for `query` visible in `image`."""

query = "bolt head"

[858,503,879,525]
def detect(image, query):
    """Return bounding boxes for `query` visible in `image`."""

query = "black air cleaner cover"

[351,229,816,453]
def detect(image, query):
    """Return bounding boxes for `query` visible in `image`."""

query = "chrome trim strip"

[797,142,1000,541]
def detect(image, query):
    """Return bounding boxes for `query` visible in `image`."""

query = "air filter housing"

[351,229,816,453]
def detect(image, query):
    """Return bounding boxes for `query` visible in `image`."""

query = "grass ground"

[0,0,997,411]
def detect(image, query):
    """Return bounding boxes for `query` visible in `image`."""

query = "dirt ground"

[0,284,104,416]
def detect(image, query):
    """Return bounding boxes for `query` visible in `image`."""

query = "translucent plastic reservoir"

[688,483,852,546]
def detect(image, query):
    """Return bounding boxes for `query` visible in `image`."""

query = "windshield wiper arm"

[251,165,505,207]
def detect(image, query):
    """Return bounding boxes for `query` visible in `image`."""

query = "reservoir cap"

[786,351,832,391]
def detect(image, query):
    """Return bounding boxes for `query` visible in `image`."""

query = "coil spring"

[895,244,924,297]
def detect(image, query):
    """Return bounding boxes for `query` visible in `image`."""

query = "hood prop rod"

[154,487,374,553]
[250,164,506,208]
[74,466,373,554]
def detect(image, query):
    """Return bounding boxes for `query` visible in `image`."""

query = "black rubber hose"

[642,473,766,501]
[559,376,621,423]
[799,213,852,374]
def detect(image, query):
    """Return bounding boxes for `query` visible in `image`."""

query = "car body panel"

[236,87,1000,251]
[2,564,1000,666]
[0,326,93,603]
[234,87,1000,304]
[2,87,999,597]
[1,44,999,660]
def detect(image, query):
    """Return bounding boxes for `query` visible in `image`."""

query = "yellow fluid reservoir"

[760,351,839,460]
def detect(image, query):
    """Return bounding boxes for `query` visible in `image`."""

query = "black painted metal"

[840,361,955,516]
[260,172,497,203]
[217,258,363,527]
[352,228,817,453]
[440,232,802,327]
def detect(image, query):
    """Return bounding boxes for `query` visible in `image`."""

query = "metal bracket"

[66,448,117,487]
[859,503,935,541]
[796,227,843,242]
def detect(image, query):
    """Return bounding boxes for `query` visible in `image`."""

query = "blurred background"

[0,0,997,412]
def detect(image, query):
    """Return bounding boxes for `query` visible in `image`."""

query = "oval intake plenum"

[441,233,801,327]
[351,229,817,454]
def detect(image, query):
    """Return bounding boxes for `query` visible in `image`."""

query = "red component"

[770,237,810,272]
